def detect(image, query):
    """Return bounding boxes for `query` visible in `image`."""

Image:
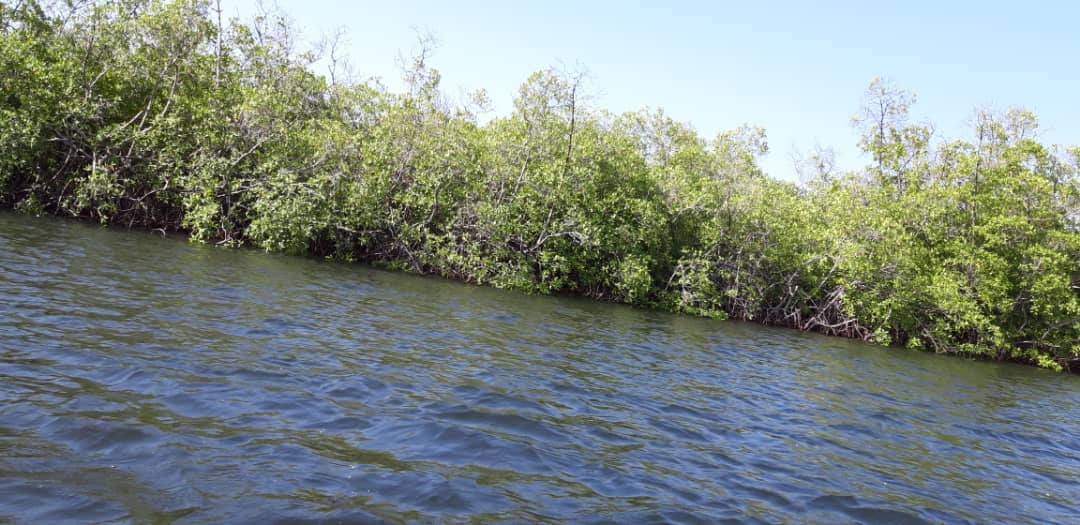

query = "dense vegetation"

[2,0,1078,371]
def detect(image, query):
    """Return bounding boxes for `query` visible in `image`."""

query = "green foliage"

[1,0,1076,371]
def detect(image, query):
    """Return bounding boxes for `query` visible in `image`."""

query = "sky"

[224,0,1080,180]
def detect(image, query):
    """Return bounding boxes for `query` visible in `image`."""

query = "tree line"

[2,0,1077,370]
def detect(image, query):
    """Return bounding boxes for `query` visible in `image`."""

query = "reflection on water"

[1,212,1078,523]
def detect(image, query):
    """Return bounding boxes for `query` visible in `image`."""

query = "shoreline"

[6,209,1076,374]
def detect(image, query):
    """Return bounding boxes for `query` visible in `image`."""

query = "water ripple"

[1,212,1078,524]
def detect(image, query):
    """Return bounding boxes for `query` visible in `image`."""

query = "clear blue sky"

[225,0,1079,180]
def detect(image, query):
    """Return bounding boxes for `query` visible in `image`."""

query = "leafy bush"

[2,1,1076,370]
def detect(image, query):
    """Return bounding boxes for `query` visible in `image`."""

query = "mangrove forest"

[1,0,1077,370]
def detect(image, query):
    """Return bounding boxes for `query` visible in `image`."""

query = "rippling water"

[0,212,1077,524]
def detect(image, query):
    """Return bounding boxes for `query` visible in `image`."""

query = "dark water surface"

[1,212,1077,524]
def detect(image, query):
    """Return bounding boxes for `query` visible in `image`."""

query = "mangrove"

[1,0,1077,370]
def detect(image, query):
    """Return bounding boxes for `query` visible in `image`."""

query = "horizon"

[224,0,1080,180]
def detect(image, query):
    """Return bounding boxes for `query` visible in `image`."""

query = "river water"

[0,212,1077,524]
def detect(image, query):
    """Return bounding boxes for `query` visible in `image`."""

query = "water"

[0,212,1077,524]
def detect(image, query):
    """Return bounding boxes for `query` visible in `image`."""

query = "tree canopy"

[2,0,1077,370]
